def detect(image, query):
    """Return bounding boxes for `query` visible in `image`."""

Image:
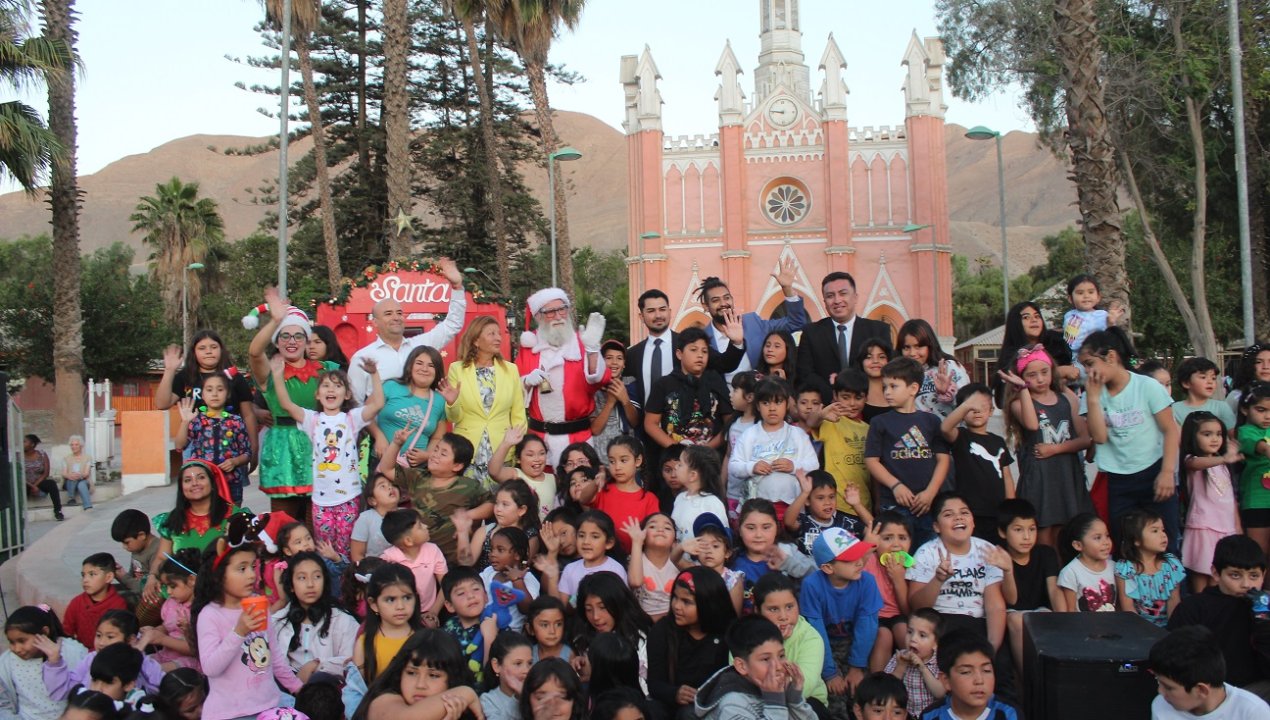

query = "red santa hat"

[522,288,570,348]
[241,304,270,330]
[256,511,298,555]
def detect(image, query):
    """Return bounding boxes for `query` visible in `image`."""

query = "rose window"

[764,183,809,225]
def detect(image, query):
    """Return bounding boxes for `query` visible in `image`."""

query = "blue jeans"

[1106,458,1180,556]
[67,479,92,508]
[882,503,936,548]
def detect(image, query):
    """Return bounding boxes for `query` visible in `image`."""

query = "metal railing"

[1,394,27,563]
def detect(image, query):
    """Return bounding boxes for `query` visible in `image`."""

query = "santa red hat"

[256,511,298,554]
[522,288,570,348]
[241,303,312,343]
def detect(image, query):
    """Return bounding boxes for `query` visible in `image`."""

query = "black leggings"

[32,479,62,513]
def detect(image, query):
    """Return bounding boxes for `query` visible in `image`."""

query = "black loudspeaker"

[1023,612,1166,720]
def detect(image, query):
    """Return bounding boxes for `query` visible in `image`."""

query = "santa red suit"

[516,288,610,467]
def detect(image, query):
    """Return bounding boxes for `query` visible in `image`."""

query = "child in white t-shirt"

[1056,513,1118,612]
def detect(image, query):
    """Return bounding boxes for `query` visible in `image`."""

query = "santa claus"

[516,288,610,466]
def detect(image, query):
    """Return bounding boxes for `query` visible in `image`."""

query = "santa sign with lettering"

[317,267,510,364]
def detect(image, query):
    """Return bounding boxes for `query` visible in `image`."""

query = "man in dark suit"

[627,288,744,405]
[797,271,892,388]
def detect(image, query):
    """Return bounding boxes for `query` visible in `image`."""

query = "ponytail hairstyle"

[1238,382,1270,427]
[5,604,64,640]
[160,548,201,584]
[1078,326,1139,370]
[481,630,533,692]
[491,526,530,569]
[65,686,123,720]
[606,434,648,491]
[97,609,141,641]
[340,556,385,621]
[1059,512,1105,565]
[360,562,423,681]
[1232,342,1270,393]
[281,551,350,653]
[681,445,724,501]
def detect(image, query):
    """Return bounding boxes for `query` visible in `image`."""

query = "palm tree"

[488,0,585,294]
[451,0,512,295]
[262,0,342,294]
[381,0,412,258]
[1054,0,1130,325]
[130,178,226,343]
[0,3,70,191]
[41,0,83,441]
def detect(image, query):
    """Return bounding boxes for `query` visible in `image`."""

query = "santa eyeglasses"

[539,304,570,319]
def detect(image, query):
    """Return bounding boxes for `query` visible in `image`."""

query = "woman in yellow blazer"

[445,315,527,486]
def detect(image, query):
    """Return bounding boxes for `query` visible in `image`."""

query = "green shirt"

[1238,424,1270,510]
[786,616,828,704]
[395,467,493,560]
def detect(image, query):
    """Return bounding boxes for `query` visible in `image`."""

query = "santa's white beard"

[538,316,575,348]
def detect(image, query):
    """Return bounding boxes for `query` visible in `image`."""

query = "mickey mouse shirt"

[300,408,369,508]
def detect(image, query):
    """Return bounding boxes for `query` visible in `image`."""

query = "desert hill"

[0,110,1077,275]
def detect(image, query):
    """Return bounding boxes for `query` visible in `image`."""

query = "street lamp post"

[182,262,205,349]
[965,125,1010,319]
[903,223,940,331]
[547,146,582,287]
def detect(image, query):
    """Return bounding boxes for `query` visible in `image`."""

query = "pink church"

[621,0,953,346]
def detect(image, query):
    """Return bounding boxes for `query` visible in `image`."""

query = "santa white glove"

[522,368,549,388]
[579,312,606,353]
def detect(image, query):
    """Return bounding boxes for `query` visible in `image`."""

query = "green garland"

[316,259,511,309]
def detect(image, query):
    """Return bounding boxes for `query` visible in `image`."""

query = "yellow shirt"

[817,416,870,514]
[373,632,410,679]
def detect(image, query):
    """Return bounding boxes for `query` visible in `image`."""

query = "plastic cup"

[240,595,269,632]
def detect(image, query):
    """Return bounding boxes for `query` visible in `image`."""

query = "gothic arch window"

[761,177,811,226]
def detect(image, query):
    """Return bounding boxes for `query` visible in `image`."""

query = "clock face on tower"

[767,97,798,127]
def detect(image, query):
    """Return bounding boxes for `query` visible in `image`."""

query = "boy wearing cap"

[800,527,883,716]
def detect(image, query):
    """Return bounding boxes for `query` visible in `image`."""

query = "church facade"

[621,0,954,346]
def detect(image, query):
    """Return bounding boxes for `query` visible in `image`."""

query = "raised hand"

[359,357,379,375]
[997,369,1028,389]
[934,545,953,583]
[765,544,788,571]
[317,539,341,562]
[437,378,461,405]
[503,425,527,447]
[539,522,560,555]
[32,635,60,663]
[162,345,184,373]
[622,518,645,547]
[934,360,953,395]
[844,484,862,509]
[983,544,1013,572]
[177,397,197,423]
[269,354,287,375]
[392,422,416,447]
[796,469,812,496]
[722,309,745,345]
[263,286,289,322]
[452,508,473,535]
[437,257,463,287]
[773,256,797,290]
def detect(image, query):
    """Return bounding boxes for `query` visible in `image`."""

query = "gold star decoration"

[393,208,416,236]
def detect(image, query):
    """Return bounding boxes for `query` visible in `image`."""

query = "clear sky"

[7,0,1032,188]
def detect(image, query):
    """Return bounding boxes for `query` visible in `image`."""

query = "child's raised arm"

[844,485,873,527]
[376,424,414,477]
[784,471,814,532]
[623,518,647,590]
[269,355,306,422]
[174,398,197,450]
[939,396,974,443]
[487,426,526,483]
[248,286,287,382]
[359,358,385,421]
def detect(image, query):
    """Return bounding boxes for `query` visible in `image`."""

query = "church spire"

[755,0,809,104]
[818,32,848,121]
[715,41,746,126]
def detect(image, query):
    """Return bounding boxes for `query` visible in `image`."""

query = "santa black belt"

[528,417,591,435]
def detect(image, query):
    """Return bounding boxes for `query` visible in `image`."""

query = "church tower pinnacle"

[755,0,810,104]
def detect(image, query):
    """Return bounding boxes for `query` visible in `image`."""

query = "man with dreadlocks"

[698,257,808,382]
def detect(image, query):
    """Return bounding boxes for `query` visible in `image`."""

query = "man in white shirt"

[347,257,467,402]
[1149,626,1270,719]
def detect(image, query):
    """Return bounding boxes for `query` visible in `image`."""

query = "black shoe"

[55,512,65,521]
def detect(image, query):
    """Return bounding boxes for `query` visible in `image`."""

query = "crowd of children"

[9,274,1270,720]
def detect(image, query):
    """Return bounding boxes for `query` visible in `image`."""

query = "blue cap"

[692,512,731,541]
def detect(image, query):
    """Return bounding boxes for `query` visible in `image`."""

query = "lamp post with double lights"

[547,146,583,287]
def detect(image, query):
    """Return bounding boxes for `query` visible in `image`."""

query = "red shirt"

[62,585,128,649]
[592,484,661,554]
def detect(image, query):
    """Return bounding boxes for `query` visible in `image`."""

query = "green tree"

[0,237,171,382]
[0,2,70,190]
[41,0,84,440]
[129,178,226,343]
[488,0,585,294]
